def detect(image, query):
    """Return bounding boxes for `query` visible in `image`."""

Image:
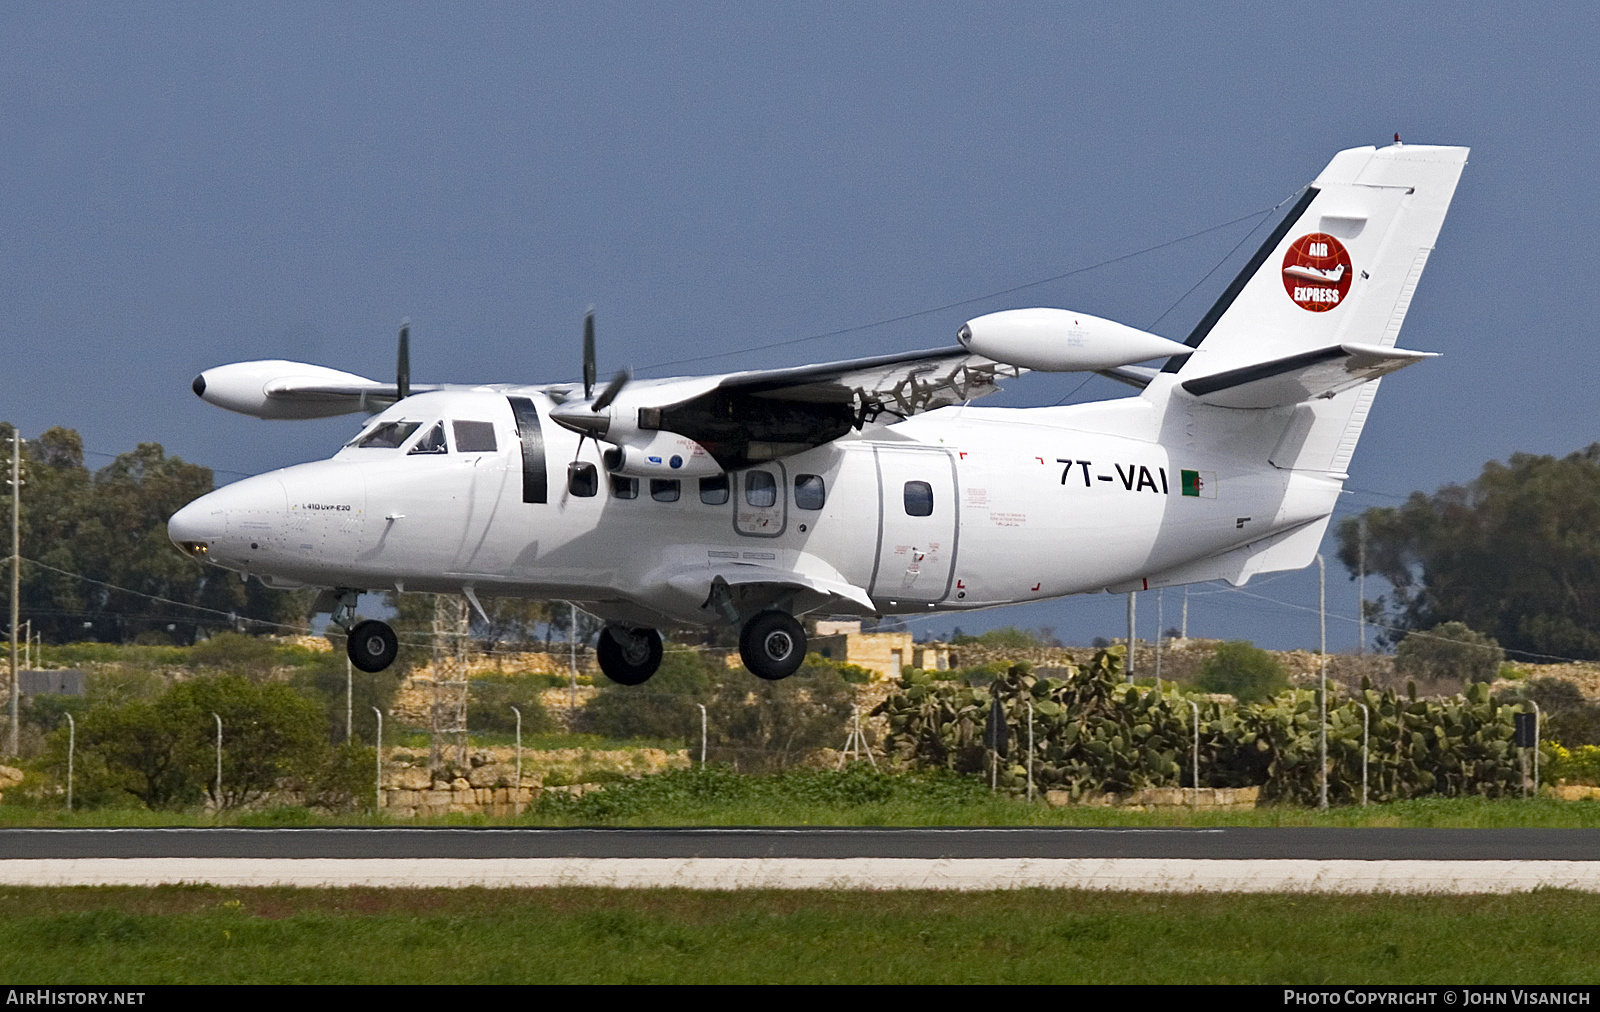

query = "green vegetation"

[37,675,368,811]
[878,649,1536,804]
[1339,443,1600,659]
[1395,621,1504,687]
[0,886,1596,983]
[1196,640,1289,701]
[576,647,855,770]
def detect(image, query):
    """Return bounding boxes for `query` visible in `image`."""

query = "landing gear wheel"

[739,611,807,681]
[347,619,399,673]
[597,626,664,686]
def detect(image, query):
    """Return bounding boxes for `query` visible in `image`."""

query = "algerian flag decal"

[1180,469,1216,499]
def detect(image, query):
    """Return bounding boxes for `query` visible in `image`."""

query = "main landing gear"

[332,588,399,674]
[739,611,807,681]
[597,626,664,685]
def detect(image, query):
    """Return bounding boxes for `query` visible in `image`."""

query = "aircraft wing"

[629,346,1024,470]
[1180,343,1435,409]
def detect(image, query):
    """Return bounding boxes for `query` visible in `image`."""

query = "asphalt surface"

[2,827,1599,861]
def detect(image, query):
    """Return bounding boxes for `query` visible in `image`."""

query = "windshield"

[350,420,422,449]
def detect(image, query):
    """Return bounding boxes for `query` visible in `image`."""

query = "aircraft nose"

[168,496,226,562]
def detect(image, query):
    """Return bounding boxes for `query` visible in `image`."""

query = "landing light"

[177,541,210,560]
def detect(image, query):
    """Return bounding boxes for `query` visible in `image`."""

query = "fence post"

[1188,699,1200,807]
[697,703,707,767]
[1025,697,1035,804]
[1532,701,1541,793]
[1357,703,1369,807]
[372,706,384,814]
[211,712,222,812]
[511,705,523,814]
[64,712,74,813]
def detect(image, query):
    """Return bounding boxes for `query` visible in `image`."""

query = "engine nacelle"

[957,308,1190,372]
[602,430,724,478]
[193,360,389,419]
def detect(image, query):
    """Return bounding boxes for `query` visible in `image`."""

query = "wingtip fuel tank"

[957,308,1189,372]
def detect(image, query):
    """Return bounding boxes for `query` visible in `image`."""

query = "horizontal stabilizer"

[1180,343,1436,409]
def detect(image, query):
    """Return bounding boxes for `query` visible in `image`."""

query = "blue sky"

[4,3,1596,650]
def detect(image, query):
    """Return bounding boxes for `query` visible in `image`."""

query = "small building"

[811,620,915,681]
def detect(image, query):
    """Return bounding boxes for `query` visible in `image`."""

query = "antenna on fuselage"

[396,319,411,402]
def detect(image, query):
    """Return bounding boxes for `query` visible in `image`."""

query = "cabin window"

[568,462,598,497]
[611,475,638,499]
[354,420,421,449]
[794,474,826,510]
[651,479,680,502]
[745,470,777,508]
[452,420,497,452]
[407,422,448,455]
[699,475,730,505]
[904,480,934,517]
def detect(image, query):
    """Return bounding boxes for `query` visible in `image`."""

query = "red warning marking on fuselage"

[1031,583,1041,592]
[1282,233,1353,313]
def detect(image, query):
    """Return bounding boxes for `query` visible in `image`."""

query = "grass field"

[2,765,1598,828]
[0,886,1594,984]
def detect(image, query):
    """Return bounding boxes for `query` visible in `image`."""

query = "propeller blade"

[591,368,630,412]
[582,309,597,400]
[396,320,411,401]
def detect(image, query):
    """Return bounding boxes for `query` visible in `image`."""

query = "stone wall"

[377,744,690,818]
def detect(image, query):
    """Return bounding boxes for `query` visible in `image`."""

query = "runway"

[1,828,1598,892]
[1,826,1599,861]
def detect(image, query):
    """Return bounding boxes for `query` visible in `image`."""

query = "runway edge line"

[4,858,1600,892]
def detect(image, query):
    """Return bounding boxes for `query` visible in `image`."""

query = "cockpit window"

[407,421,448,455]
[452,420,497,452]
[353,420,421,449]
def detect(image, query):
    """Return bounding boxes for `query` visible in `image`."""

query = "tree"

[1339,444,1600,659]
[0,424,302,644]
[1195,641,1288,702]
[1394,622,1503,687]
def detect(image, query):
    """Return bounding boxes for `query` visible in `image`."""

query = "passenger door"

[869,447,959,604]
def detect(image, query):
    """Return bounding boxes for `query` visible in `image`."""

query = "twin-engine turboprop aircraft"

[169,142,1467,684]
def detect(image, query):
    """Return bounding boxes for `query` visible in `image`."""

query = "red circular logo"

[1281,233,1353,312]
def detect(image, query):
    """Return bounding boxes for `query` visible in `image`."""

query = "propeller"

[554,311,632,490]
[396,320,411,401]
[582,309,597,399]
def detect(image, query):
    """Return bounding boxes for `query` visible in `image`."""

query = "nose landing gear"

[597,626,664,685]
[348,619,399,673]
[330,588,399,674]
[739,611,807,681]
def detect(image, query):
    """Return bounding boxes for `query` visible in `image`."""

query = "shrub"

[47,674,329,809]
[1396,622,1504,686]
[576,648,717,742]
[467,678,555,735]
[1196,641,1288,702]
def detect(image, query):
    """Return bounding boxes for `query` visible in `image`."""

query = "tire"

[739,611,807,681]
[597,626,664,686]
[348,619,399,673]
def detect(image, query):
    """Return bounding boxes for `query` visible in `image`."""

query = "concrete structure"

[811,621,914,681]
[18,669,86,696]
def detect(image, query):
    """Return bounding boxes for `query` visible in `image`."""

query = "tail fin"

[1167,143,1468,473]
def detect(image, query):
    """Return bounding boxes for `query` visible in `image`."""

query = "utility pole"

[1181,585,1189,640]
[9,429,20,757]
[1125,592,1137,682]
[346,653,354,743]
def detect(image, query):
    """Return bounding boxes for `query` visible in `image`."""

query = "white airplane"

[169,142,1467,684]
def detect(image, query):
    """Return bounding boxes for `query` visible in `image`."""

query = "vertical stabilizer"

[1168,143,1467,474]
